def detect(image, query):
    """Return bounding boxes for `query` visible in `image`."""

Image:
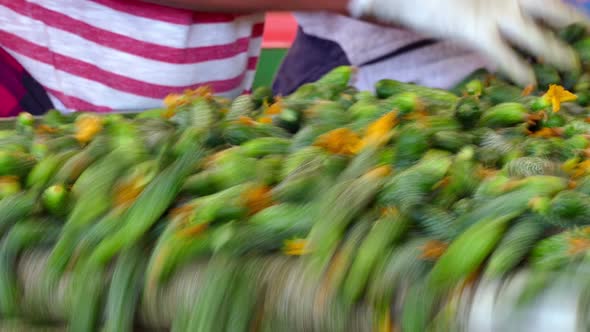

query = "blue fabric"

[272,28,350,96]
[567,0,590,14]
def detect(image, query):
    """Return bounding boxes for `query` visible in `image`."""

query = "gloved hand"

[348,0,590,87]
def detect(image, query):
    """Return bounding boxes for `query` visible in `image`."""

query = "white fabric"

[295,13,425,66]
[0,0,264,112]
[296,13,494,90]
[355,42,493,91]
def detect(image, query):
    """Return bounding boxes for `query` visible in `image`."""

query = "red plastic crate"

[262,12,297,49]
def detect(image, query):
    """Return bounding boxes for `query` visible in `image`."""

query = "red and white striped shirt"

[0,0,264,113]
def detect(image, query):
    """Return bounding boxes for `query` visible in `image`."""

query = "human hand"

[348,0,590,86]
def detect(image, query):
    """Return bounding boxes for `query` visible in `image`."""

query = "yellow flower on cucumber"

[543,84,577,113]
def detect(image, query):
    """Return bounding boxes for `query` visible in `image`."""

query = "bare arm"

[143,0,397,28]
[143,0,349,14]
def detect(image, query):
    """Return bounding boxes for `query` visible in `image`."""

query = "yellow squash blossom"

[163,86,214,115]
[178,223,209,238]
[365,165,393,179]
[242,185,275,216]
[258,116,273,124]
[572,160,590,178]
[283,238,310,256]
[264,100,283,115]
[74,114,103,144]
[314,128,361,156]
[568,236,590,255]
[420,240,448,261]
[530,127,563,138]
[378,311,395,332]
[237,116,258,126]
[543,84,577,113]
[314,112,398,155]
[356,112,398,152]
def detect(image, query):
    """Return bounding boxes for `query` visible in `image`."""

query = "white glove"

[348,0,590,87]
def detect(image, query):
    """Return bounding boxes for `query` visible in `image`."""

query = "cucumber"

[575,73,590,91]
[402,279,437,332]
[367,239,436,330]
[72,209,127,263]
[185,256,239,332]
[192,193,251,227]
[272,172,326,203]
[450,69,489,95]
[428,213,517,294]
[530,229,588,271]
[0,136,30,153]
[44,136,80,154]
[223,258,263,332]
[533,63,561,91]
[375,79,458,110]
[46,147,142,284]
[455,96,484,129]
[41,184,70,217]
[547,190,590,227]
[504,157,562,178]
[305,163,392,275]
[317,216,373,301]
[183,153,258,196]
[559,23,587,44]
[256,155,284,186]
[52,136,110,185]
[219,204,314,256]
[251,86,274,108]
[575,37,590,64]
[315,66,354,92]
[431,131,472,152]
[484,215,545,278]
[0,190,39,235]
[478,103,530,128]
[387,92,422,116]
[380,152,453,213]
[16,112,34,135]
[68,259,107,332]
[561,69,581,91]
[542,112,566,128]
[275,108,302,133]
[576,90,590,106]
[0,151,35,178]
[527,96,552,112]
[342,211,410,303]
[223,122,265,145]
[226,95,255,122]
[412,206,459,241]
[26,151,76,189]
[103,245,147,332]
[0,221,60,317]
[145,219,212,286]
[434,147,479,208]
[241,137,291,158]
[484,83,523,104]
[0,177,21,200]
[88,145,204,266]
[393,124,430,169]
[41,109,70,128]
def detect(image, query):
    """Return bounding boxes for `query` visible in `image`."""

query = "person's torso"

[0,0,264,112]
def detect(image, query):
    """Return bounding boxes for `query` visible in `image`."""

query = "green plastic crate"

[252,48,288,90]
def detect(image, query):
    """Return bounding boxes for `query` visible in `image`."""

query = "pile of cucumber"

[1,22,590,332]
